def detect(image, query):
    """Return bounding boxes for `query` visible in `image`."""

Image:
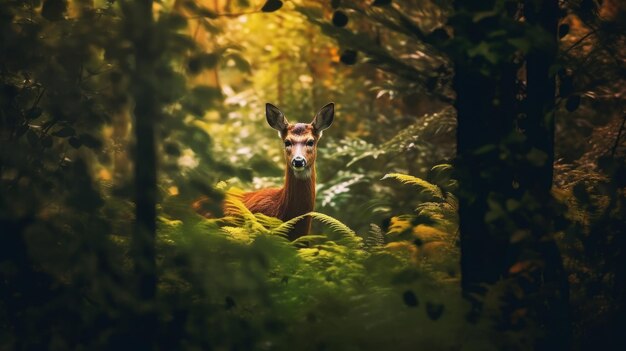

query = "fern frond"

[272,211,359,241]
[365,223,385,249]
[292,235,328,247]
[223,189,269,235]
[254,213,284,230]
[310,212,358,238]
[381,173,444,199]
[221,226,252,242]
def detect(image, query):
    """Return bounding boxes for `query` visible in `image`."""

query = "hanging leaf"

[402,290,419,307]
[372,0,392,6]
[261,0,283,12]
[41,0,67,21]
[340,50,357,65]
[426,302,444,320]
[332,11,348,27]
[565,95,580,112]
[52,126,76,138]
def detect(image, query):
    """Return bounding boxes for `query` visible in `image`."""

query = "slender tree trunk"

[524,1,571,349]
[524,0,558,193]
[122,0,158,348]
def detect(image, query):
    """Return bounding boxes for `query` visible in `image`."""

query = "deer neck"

[280,166,316,219]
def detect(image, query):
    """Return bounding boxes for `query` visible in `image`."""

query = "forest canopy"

[0,0,624,350]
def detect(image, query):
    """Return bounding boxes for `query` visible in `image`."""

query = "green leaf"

[261,0,283,12]
[381,173,444,199]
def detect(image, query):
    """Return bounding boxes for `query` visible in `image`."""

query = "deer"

[231,102,334,240]
[193,103,335,240]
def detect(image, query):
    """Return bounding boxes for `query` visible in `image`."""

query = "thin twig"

[563,29,596,55]
[187,10,260,19]
[610,114,626,158]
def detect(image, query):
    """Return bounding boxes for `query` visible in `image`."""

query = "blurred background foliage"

[0,0,624,350]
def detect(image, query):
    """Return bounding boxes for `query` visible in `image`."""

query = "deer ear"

[266,103,288,132]
[312,102,334,134]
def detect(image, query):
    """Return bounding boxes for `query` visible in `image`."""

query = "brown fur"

[241,125,318,240]
[242,171,316,240]
[196,103,333,241]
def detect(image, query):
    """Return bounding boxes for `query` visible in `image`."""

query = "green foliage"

[1,0,623,349]
[382,173,445,199]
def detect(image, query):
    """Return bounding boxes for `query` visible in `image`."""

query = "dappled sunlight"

[1,0,624,350]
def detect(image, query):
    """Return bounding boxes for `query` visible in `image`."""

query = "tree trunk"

[452,1,518,316]
[452,0,570,347]
[524,0,571,349]
[123,0,158,348]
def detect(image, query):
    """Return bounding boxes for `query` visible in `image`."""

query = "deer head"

[265,103,334,179]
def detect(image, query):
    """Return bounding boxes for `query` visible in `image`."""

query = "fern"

[381,173,444,199]
[221,189,270,236]
[272,211,359,241]
[364,223,385,249]
[219,187,361,246]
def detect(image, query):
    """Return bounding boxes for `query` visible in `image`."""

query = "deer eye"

[306,140,315,147]
[284,140,292,147]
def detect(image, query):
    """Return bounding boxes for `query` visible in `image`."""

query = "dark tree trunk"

[452,1,570,347]
[122,0,158,349]
[452,1,519,316]
[523,1,571,349]
[524,0,558,193]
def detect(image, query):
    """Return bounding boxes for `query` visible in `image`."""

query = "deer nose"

[292,156,306,168]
